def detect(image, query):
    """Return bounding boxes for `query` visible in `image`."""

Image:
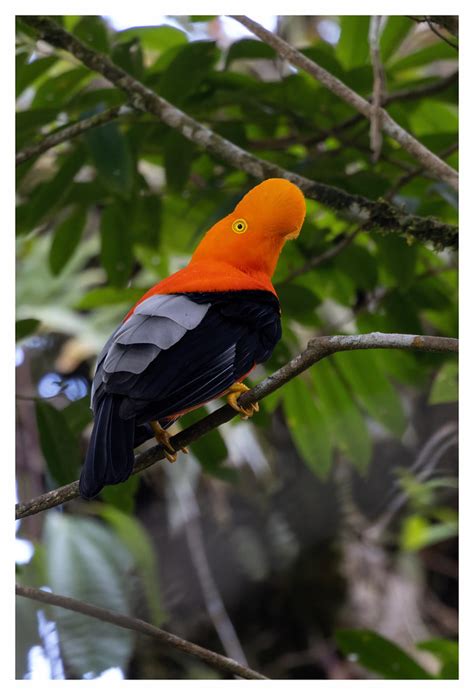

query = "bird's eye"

[232,218,248,234]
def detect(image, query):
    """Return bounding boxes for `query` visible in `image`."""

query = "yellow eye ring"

[232,218,248,234]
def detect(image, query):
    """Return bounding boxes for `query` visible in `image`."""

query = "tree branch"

[15,584,267,680]
[15,332,458,521]
[18,15,458,249]
[230,15,458,192]
[16,106,125,165]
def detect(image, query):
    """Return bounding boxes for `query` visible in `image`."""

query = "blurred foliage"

[16,15,458,680]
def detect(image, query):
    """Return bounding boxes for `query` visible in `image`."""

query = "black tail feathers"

[79,395,135,499]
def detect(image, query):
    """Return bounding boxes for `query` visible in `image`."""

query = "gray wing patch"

[91,294,210,409]
[133,294,209,329]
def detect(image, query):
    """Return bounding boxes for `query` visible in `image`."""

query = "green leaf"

[75,286,145,310]
[401,514,458,551]
[63,396,92,436]
[84,118,135,196]
[182,415,234,482]
[44,514,135,677]
[117,25,187,53]
[337,17,370,69]
[391,41,456,72]
[381,16,413,61]
[278,283,320,325]
[376,235,418,288]
[164,130,195,192]
[16,594,40,679]
[100,203,134,287]
[111,38,144,79]
[101,475,140,514]
[31,67,92,109]
[16,54,57,97]
[49,208,87,276]
[417,639,458,679]
[336,244,378,290]
[16,318,40,341]
[225,38,276,67]
[429,361,458,404]
[73,16,110,53]
[98,505,166,625]
[282,377,332,478]
[159,41,219,106]
[333,351,406,436]
[312,359,371,473]
[336,628,433,679]
[35,401,82,486]
[18,148,86,232]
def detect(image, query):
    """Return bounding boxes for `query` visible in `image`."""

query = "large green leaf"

[35,401,82,487]
[159,41,219,105]
[180,409,234,482]
[336,16,370,69]
[333,351,406,436]
[16,54,57,97]
[429,361,458,404]
[100,203,134,287]
[31,67,92,109]
[164,130,195,192]
[84,119,135,196]
[44,514,135,677]
[417,639,458,679]
[98,505,166,626]
[311,359,372,473]
[15,595,40,679]
[381,16,413,61]
[117,25,187,53]
[49,207,87,276]
[375,235,418,289]
[336,629,433,679]
[282,376,332,478]
[225,38,276,67]
[391,41,456,72]
[18,148,86,233]
[73,16,110,53]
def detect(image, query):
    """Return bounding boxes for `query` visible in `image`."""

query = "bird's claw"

[226,382,259,419]
[150,421,188,463]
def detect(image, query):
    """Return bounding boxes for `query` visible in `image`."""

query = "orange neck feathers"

[129,179,307,314]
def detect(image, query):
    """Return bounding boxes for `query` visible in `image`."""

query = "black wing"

[95,290,281,426]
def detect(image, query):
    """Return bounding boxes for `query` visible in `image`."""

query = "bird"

[79,178,307,499]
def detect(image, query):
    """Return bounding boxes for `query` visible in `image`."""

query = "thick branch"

[18,15,458,249]
[16,106,124,165]
[231,15,458,191]
[16,584,266,680]
[15,332,458,521]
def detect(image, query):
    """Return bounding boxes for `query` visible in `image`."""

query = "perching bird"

[80,178,306,499]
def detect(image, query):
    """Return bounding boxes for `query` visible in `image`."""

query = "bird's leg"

[150,421,188,463]
[225,382,259,419]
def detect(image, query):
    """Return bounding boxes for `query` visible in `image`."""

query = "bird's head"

[191,178,307,278]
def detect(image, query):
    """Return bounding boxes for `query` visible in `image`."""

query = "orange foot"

[150,420,189,463]
[225,382,259,420]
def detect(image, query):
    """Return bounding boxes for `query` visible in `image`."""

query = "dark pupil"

[237,223,243,229]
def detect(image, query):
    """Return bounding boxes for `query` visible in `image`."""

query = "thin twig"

[15,332,458,521]
[18,15,458,249]
[385,142,458,201]
[15,584,267,680]
[16,106,125,166]
[425,17,459,50]
[277,228,360,286]
[230,15,458,191]
[368,16,386,163]
[173,479,249,666]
